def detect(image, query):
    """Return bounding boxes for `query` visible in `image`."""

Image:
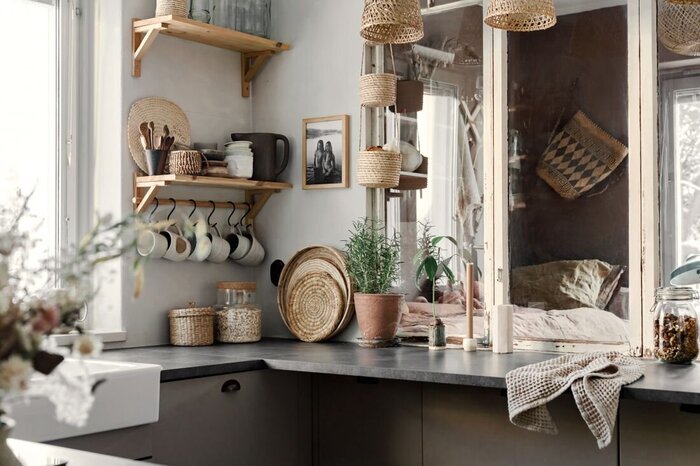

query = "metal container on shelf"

[215,282,262,343]
[651,286,699,364]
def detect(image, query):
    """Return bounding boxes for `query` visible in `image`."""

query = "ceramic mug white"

[136,230,168,259]
[225,225,252,261]
[235,226,265,266]
[187,232,212,262]
[162,226,192,262]
[206,226,231,263]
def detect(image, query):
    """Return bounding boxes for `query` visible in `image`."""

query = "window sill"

[50,331,127,346]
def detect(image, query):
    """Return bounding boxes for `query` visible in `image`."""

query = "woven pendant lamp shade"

[484,0,557,32]
[360,0,424,45]
[659,1,700,56]
[667,0,700,4]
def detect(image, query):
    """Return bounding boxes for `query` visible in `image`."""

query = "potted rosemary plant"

[344,219,402,347]
[414,226,462,350]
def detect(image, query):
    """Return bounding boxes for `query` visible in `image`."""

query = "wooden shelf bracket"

[241,51,274,98]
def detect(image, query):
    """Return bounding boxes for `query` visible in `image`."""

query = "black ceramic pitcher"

[230,133,290,182]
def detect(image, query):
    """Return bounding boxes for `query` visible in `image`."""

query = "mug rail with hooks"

[147,198,254,228]
[132,173,293,224]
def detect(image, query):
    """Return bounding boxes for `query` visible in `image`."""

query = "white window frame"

[369,0,666,355]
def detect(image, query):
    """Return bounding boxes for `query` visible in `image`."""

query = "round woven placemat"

[127,97,191,173]
[286,272,344,342]
[277,246,355,339]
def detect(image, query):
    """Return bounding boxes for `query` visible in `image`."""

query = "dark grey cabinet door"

[316,375,422,466]
[620,399,700,466]
[152,370,311,466]
[423,384,618,466]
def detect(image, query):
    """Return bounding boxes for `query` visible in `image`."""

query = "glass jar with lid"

[215,282,261,343]
[651,286,699,364]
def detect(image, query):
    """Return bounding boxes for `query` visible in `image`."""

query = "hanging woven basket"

[484,0,557,32]
[360,73,397,107]
[659,1,700,56]
[357,149,401,188]
[667,0,700,4]
[360,0,424,45]
[156,0,188,17]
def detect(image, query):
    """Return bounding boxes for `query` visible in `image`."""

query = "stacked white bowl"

[224,141,254,179]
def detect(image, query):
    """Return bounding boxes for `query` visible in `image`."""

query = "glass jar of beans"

[652,287,699,364]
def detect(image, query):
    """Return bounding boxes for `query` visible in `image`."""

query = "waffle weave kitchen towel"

[505,352,643,449]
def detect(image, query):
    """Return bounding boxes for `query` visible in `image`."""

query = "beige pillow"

[511,260,617,310]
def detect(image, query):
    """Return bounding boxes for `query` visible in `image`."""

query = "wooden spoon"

[139,122,151,150]
[148,122,156,150]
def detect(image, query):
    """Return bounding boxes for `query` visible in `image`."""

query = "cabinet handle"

[221,379,241,393]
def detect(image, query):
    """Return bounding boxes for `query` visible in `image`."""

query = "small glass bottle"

[652,287,699,364]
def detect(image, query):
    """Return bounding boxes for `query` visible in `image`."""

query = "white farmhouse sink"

[9,359,161,442]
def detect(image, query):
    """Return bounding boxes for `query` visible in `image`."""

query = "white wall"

[92,0,366,347]
[93,0,257,348]
[251,0,366,341]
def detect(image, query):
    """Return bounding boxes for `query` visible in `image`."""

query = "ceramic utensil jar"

[651,287,699,364]
[230,133,289,182]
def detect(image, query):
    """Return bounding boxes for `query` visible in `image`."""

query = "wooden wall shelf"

[132,174,293,222]
[131,16,291,97]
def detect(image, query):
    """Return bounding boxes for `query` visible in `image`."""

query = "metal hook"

[166,198,177,221]
[239,203,252,227]
[207,200,217,228]
[187,199,197,219]
[227,201,237,226]
[148,198,160,222]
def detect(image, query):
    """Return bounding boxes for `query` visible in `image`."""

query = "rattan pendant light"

[659,0,700,56]
[484,0,557,32]
[360,0,424,45]
[667,0,700,4]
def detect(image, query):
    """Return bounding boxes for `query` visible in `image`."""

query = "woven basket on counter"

[169,150,202,175]
[168,304,214,346]
[156,0,188,17]
[357,149,401,188]
[659,1,700,57]
[360,73,397,107]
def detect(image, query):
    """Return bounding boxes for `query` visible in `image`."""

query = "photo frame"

[302,115,350,190]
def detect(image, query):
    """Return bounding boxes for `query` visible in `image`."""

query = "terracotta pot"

[354,293,404,342]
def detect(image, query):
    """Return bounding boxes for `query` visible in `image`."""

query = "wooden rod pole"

[465,263,474,339]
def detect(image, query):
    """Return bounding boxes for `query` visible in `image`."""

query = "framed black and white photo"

[302,115,349,189]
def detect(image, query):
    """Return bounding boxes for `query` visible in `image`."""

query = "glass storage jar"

[216,282,262,343]
[651,286,699,364]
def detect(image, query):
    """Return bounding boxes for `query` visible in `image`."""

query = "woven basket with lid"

[484,0,557,32]
[659,1,700,57]
[360,0,424,45]
[168,304,215,346]
[156,0,188,17]
[357,149,401,188]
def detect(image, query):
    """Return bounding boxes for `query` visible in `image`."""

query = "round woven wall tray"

[286,272,344,342]
[659,1,700,57]
[277,246,354,338]
[127,97,191,174]
[286,258,348,306]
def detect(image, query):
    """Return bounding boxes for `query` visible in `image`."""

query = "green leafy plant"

[414,223,465,320]
[344,218,401,294]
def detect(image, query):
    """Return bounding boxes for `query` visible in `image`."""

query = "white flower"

[72,335,103,358]
[0,356,32,395]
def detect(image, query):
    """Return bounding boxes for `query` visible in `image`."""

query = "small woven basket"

[659,1,700,57]
[484,0,557,32]
[169,150,202,175]
[360,0,424,45]
[357,150,401,188]
[360,73,397,107]
[168,305,214,346]
[156,0,188,17]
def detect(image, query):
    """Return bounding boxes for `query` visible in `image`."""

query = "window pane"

[0,0,58,270]
[507,4,631,345]
[658,2,700,282]
[383,4,485,343]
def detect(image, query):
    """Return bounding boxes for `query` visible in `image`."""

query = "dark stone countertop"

[100,338,700,405]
